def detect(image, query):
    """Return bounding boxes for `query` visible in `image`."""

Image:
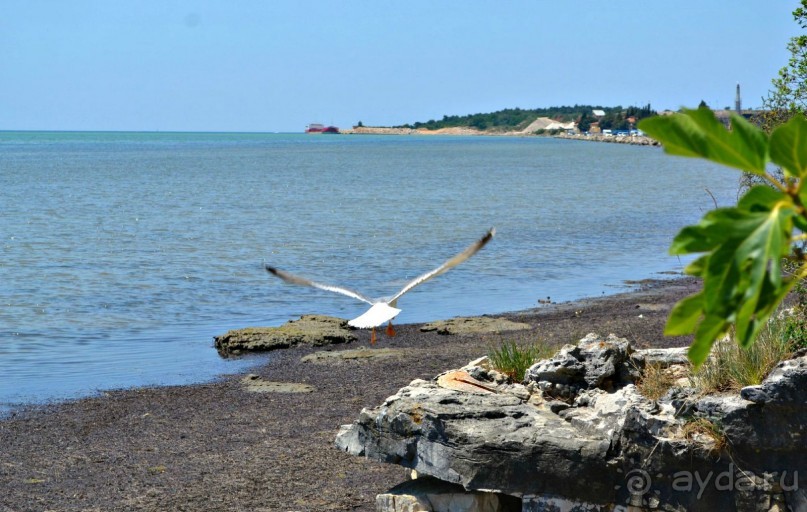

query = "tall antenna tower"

[735,83,742,114]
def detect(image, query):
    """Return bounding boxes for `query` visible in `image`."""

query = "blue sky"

[0,1,799,132]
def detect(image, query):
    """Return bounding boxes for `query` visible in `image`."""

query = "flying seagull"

[265,228,495,344]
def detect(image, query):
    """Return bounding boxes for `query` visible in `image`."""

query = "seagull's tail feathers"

[389,228,495,304]
[265,265,374,305]
[348,303,402,329]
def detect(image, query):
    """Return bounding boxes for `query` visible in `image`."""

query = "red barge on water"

[305,123,340,134]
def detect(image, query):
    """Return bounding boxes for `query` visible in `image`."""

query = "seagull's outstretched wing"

[265,265,374,305]
[388,228,495,304]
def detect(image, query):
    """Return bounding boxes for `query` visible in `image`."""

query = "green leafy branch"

[638,110,807,366]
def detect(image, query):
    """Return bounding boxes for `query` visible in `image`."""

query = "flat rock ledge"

[301,347,406,364]
[378,476,521,512]
[335,334,807,512]
[420,316,531,335]
[240,374,314,393]
[214,315,356,356]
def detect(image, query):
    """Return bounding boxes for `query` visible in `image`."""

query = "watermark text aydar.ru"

[625,465,799,500]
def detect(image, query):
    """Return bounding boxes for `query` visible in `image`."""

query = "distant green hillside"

[400,104,656,132]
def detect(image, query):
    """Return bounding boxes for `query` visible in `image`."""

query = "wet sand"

[0,278,700,511]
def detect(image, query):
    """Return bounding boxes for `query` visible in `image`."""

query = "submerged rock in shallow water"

[214,315,356,355]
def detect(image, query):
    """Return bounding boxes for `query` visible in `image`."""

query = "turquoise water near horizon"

[0,131,738,412]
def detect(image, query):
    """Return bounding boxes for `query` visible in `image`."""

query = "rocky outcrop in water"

[214,315,356,356]
[336,334,807,511]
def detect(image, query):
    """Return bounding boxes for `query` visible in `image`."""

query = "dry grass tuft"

[682,418,727,454]
[635,362,678,401]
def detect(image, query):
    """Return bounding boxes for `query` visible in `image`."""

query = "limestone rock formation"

[525,333,638,399]
[631,346,690,368]
[214,315,356,355]
[377,477,521,512]
[336,333,807,511]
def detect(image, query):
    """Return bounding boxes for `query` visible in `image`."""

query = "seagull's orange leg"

[370,327,377,345]
[386,321,396,337]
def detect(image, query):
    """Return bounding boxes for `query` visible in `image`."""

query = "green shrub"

[783,311,807,350]
[639,111,807,366]
[783,277,807,350]
[488,341,554,382]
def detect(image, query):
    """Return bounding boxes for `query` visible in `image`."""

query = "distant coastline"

[342,124,660,146]
[342,125,489,136]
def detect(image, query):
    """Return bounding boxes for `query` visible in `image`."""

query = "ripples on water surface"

[0,131,738,410]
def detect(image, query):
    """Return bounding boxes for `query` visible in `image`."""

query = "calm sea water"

[0,132,738,411]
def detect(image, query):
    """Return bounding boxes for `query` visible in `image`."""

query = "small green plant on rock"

[488,341,554,382]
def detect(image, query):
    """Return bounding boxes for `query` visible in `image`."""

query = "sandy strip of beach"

[0,278,700,512]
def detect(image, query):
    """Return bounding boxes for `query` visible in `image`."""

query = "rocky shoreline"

[555,132,660,146]
[0,278,721,511]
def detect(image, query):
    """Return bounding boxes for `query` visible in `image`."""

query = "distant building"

[711,83,764,126]
[592,109,606,118]
[713,109,764,126]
